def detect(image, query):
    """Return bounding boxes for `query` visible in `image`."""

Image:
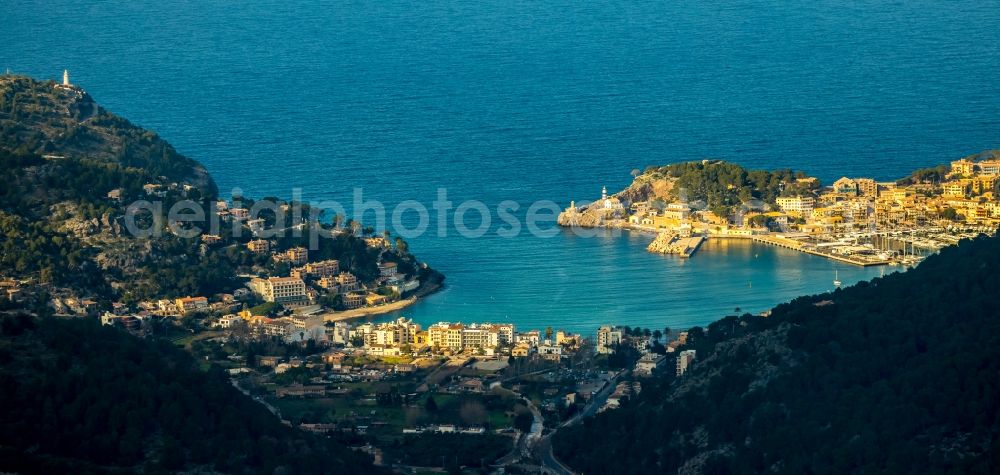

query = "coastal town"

[0,150,700,472]
[2,174,443,326]
[5,151,995,471]
[560,154,1000,267]
[1,73,995,472]
[201,314,698,472]
[101,299,699,471]
[4,1,1000,470]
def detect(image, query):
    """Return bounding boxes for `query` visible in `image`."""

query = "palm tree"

[652,329,662,342]
[545,326,553,341]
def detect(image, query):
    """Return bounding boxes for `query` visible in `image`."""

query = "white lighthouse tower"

[62,69,70,86]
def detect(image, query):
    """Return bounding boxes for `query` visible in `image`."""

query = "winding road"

[532,370,623,475]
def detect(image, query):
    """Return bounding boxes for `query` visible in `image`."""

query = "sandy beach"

[319,280,443,323]
[319,297,418,322]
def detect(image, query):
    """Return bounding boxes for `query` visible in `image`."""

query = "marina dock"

[645,230,915,266]
[752,235,889,266]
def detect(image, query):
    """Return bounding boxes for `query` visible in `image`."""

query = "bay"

[4,0,997,332]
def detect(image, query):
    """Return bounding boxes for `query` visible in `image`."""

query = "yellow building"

[833,177,858,196]
[365,293,389,306]
[428,323,464,351]
[174,296,208,314]
[247,239,270,254]
[284,247,308,265]
[336,272,359,291]
[413,331,428,346]
[303,259,340,277]
[511,343,532,358]
[855,178,878,197]
[343,291,365,309]
[971,176,997,195]
[651,215,679,229]
[890,189,910,202]
[950,159,975,177]
[942,181,970,198]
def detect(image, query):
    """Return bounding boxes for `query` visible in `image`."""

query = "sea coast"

[560,158,1000,267]
[320,279,443,322]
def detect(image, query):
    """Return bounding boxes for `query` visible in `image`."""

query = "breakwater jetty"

[647,232,705,258]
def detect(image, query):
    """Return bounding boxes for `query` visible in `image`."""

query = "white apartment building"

[775,196,816,214]
[676,349,697,376]
[285,317,327,344]
[517,330,540,346]
[597,326,622,354]
[978,160,1000,175]
[331,322,351,345]
[538,340,563,361]
[250,277,308,305]
[662,202,691,221]
[635,353,667,377]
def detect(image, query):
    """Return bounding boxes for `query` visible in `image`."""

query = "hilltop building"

[247,239,270,255]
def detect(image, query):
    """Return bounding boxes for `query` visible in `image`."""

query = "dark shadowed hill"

[0,314,383,474]
[554,232,1000,474]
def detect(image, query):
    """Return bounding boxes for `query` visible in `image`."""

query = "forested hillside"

[0,75,215,194]
[0,75,227,301]
[0,74,440,307]
[0,313,381,474]
[607,160,820,219]
[554,232,1000,474]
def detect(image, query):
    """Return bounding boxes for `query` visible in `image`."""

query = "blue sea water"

[4,0,999,333]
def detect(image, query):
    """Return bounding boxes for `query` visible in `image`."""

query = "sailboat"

[833,270,842,288]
